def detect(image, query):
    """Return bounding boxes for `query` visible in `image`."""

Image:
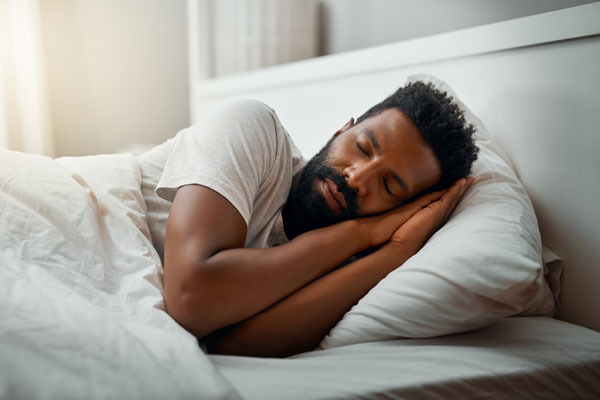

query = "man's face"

[293,108,442,231]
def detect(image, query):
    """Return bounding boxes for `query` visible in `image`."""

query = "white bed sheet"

[211,317,600,399]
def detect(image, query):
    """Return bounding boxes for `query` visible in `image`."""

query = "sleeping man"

[136,81,479,357]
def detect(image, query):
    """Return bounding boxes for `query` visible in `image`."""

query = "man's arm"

[163,183,445,339]
[204,177,473,357]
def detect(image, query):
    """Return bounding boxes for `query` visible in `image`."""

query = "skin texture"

[163,109,473,358]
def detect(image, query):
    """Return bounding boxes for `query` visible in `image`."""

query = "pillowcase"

[320,74,555,349]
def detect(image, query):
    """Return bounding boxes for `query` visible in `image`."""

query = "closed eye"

[383,177,394,197]
[356,141,369,157]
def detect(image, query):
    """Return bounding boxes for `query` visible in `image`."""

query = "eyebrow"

[361,127,409,194]
[362,128,381,153]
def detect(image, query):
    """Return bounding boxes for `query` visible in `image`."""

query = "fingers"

[398,188,446,214]
[388,177,475,249]
[440,177,474,220]
[460,176,475,197]
[377,176,474,230]
[415,188,446,207]
[409,176,474,213]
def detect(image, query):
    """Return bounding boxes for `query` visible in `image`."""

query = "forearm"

[205,241,415,358]
[168,219,371,337]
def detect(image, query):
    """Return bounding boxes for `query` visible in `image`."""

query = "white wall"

[35,0,598,156]
[39,0,188,156]
[318,0,598,54]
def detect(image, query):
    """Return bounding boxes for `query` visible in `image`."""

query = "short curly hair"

[356,81,479,191]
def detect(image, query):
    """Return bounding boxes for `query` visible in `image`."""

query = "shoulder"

[210,99,278,125]
[191,99,283,143]
[210,99,288,152]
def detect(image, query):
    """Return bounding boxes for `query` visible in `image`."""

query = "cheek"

[327,138,355,168]
[325,152,342,171]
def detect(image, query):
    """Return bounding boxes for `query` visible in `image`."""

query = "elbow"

[164,276,214,339]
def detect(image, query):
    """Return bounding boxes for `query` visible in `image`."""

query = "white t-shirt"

[136,99,305,262]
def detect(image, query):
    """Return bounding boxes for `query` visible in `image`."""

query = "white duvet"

[0,150,239,400]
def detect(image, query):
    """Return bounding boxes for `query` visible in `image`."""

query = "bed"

[2,3,600,399]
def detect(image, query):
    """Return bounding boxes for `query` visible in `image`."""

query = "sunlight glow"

[1,0,54,155]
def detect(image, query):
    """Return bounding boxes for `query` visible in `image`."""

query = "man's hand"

[356,188,447,248]
[390,177,474,251]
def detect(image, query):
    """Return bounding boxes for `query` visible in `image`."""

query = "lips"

[321,178,347,213]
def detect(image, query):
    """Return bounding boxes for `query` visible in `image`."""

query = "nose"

[343,162,379,196]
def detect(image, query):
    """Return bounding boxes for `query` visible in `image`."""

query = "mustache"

[315,164,358,215]
[291,138,361,234]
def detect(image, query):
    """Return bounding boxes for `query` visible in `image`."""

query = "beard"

[290,139,360,233]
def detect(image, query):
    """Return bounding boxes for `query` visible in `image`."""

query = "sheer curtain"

[187,0,319,121]
[0,0,54,156]
[189,0,318,79]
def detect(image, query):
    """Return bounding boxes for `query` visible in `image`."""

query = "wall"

[35,0,598,156]
[318,0,598,54]
[39,0,188,156]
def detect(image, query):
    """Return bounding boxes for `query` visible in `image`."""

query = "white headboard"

[188,4,600,332]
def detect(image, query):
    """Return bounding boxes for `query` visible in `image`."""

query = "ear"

[332,117,355,138]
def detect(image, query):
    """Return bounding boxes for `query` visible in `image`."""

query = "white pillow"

[320,74,555,349]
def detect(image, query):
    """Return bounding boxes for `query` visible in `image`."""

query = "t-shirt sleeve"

[155,99,282,226]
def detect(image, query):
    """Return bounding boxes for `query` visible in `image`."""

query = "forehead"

[354,108,441,194]
[362,108,419,138]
